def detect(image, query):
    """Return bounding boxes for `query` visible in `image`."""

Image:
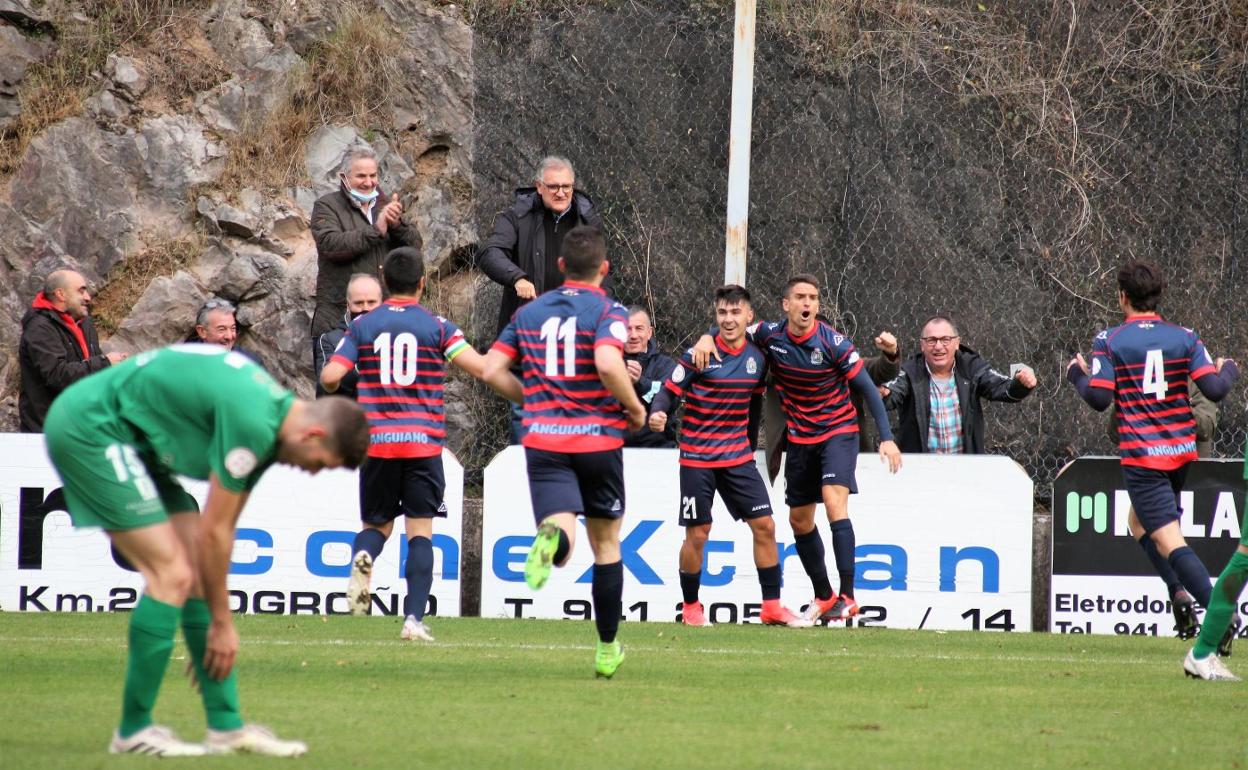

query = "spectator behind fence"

[185,298,259,363]
[314,273,384,399]
[18,268,124,432]
[623,306,677,448]
[477,155,603,443]
[310,147,421,350]
[477,155,603,338]
[880,315,1037,453]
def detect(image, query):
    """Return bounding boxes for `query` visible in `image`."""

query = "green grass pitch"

[2,613,1247,769]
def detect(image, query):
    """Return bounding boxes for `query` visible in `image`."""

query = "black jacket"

[18,308,109,432]
[624,338,678,448]
[881,345,1033,453]
[477,188,603,337]
[310,186,422,338]
[313,314,358,399]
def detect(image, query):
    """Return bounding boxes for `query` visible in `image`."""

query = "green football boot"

[525,520,561,590]
[595,640,625,679]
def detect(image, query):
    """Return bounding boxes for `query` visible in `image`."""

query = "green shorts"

[44,399,197,531]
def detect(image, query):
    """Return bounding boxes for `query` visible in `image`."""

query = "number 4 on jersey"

[1141,348,1167,401]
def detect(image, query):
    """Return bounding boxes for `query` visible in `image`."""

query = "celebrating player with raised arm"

[1066,261,1240,680]
[650,285,809,628]
[321,247,520,642]
[693,274,901,626]
[43,346,369,756]
[482,225,646,678]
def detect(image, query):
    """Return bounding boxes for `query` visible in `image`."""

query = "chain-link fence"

[462,0,1248,497]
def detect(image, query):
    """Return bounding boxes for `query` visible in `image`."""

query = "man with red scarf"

[19,269,124,432]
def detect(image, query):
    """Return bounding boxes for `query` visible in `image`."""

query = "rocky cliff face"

[0,0,478,441]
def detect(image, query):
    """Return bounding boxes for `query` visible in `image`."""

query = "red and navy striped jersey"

[330,298,470,459]
[657,335,766,468]
[748,319,863,444]
[491,281,630,453]
[1087,314,1216,470]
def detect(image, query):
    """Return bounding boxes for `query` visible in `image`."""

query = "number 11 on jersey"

[540,316,577,377]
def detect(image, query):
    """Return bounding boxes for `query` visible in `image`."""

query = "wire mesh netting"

[461,0,1248,497]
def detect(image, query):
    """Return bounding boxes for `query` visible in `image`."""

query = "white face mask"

[341,175,379,203]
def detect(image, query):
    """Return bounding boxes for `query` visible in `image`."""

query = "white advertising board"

[0,433,464,617]
[482,447,1033,631]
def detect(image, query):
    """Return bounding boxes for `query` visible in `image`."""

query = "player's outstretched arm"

[481,348,524,404]
[848,366,901,473]
[1066,354,1113,411]
[197,475,250,681]
[596,345,646,431]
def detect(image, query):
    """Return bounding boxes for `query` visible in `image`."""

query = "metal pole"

[724,0,757,286]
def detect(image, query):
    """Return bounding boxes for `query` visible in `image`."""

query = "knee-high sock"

[679,571,701,606]
[352,528,386,560]
[404,536,434,621]
[119,595,181,737]
[757,564,782,602]
[1138,534,1183,597]
[1167,546,1212,607]
[1194,551,1248,658]
[592,561,624,644]
[794,528,833,601]
[830,519,856,597]
[181,598,243,731]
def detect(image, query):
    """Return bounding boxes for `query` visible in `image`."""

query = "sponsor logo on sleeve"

[224,448,258,479]
[610,321,627,342]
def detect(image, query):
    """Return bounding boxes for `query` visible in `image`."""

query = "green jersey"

[56,345,294,493]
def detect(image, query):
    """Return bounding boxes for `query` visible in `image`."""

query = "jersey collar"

[562,280,605,295]
[385,297,421,307]
[715,334,746,354]
[786,321,818,345]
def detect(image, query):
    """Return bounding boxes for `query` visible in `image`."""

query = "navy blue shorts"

[525,448,625,522]
[1123,464,1189,535]
[678,462,774,527]
[785,433,859,506]
[359,456,447,524]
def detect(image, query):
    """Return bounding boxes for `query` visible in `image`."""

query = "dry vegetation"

[91,235,202,334]
[0,0,220,178]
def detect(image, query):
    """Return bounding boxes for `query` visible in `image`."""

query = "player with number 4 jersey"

[1068,261,1239,665]
[484,225,645,678]
[322,247,518,642]
[650,285,808,628]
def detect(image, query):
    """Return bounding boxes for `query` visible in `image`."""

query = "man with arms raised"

[650,285,807,628]
[1066,261,1239,679]
[483,225,646,678]
[322,248,516,641]
[694,274,901,626]
[43,345,369,756]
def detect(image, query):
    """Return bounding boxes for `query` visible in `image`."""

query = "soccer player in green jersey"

[42,345,369,756]
[1184,436,1248,681]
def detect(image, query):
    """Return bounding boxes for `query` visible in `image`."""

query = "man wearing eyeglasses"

[880,316,1037,454]
[477,156,604,442]
[187,298,260,364]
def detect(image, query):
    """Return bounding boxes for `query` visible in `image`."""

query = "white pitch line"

[0,635,1163,667]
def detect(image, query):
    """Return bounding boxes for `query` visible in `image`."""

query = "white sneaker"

[347,550,373,616]
[205,724,308,757]
[109,724,207,756]
[401,615,435,642]
[1183,649,1241,681]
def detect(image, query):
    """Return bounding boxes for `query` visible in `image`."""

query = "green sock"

[1193,550,1248,659]
[119,595,181,737]
[181,598,244,731]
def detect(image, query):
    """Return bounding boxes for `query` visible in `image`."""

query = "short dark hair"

[921,315,959,336]
[383,247,425,295]
[783,273,820,297]
[560,225,606,280]
[1117,261,1166,312]
[714,284,751,306]
[308,396,370,469]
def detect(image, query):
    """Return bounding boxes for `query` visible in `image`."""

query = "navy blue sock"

[1168,546,1212,607]
[554,529,571,566]
[794,528,833,600]
[757,564,782,601]
[403,536,434,620]
[1138,534,1183,597]
[592,561,624,644]
[679,571,701,605]
[352,528,386,560]
[830,519,856,597]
